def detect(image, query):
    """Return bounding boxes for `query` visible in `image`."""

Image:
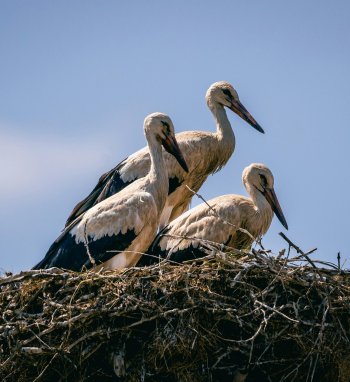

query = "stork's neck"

[247,185,274,233]
[147,136,167,182]
[146,135,168,209]
[208,102,235,150]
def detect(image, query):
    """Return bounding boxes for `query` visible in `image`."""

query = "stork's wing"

[32,215,84,270]
[65,146,186,228]
[34,190,157,271]
[64,159,132,227]
[143,198,241,264]
[32,224,138,271]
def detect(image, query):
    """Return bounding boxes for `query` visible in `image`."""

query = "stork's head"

[144,112,188,173]
[206,81,264,133]
[243,163,288,229]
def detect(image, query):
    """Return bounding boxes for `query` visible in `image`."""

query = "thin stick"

[279,232,318,269]
[83,219,96,266]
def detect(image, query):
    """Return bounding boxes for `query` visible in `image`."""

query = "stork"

[33,113,188,271]
[141,163,288,264]
[64,82,264,230]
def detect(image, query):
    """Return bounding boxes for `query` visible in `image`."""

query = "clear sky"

[1,1,349,273]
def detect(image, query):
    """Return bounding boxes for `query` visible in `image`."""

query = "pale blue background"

[1,1,349,273]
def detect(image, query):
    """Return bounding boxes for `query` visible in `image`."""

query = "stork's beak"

[263,187,288,229]
[229,99,264,133]
[162,135,189,173]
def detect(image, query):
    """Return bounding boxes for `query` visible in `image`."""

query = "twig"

[279,232,318,269]
[32,353,58,382]
[254,300,299,324]
[83,219,95,266]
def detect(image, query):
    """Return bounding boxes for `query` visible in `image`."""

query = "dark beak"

[229,99,264,133]
[263,187,288,229]
[162,135,189,173]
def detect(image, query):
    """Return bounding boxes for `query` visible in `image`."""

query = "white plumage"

[33,113,188,271]
[65,81,264,230]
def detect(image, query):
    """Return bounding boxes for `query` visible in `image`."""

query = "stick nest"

[1,251,350,382]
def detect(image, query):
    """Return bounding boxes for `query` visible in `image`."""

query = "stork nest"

[1,249,350,382]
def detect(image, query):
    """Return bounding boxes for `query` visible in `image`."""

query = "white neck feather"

[247,185,274,233]
[147,135,166,179]
[208,101,235,149]
[146,134,168,210]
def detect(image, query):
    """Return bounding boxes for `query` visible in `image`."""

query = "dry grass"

[1,249,350,382]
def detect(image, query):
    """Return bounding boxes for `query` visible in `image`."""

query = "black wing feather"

[168,176,183,195]
[137,242,207,266]
[65,155,184,227]
[65,158,132,227]
[159,244,207,264]
[151,233,233,265]
[33,224,137,271]
[33,215,84,270]
[137,225,207,266]
[136,225,171,266]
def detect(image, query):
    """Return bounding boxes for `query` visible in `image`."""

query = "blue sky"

[1,1,349,273]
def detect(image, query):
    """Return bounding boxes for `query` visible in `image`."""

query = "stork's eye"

[161,121,171,135]
[259,174,268,187]
[222,89,232,99]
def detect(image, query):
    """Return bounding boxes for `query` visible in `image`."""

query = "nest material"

[1,250,350,382]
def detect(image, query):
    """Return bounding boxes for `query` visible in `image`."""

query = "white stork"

[33,113,188,271]
[64,81,264,230]
[140,163,288,264]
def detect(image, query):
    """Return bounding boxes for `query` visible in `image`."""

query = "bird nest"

[1,249,350,382]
